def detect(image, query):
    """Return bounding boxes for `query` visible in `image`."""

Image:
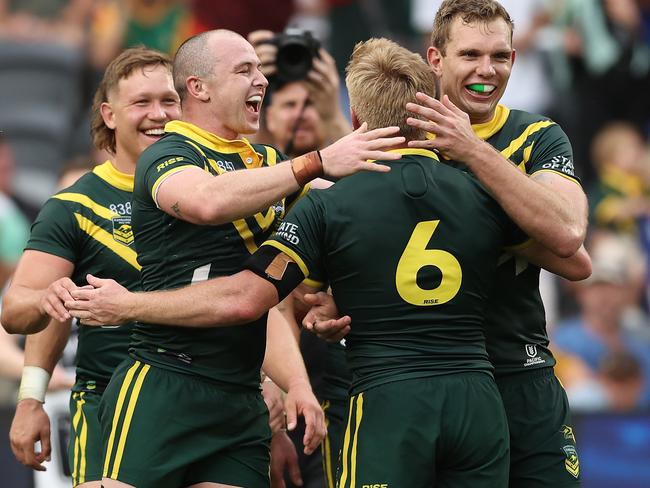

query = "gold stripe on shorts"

[72,392,87,486]
[111,363,150,478]
[350,393,364,488]
[103,361,142,477]
[320,400,335,488]
[339,393,364,488]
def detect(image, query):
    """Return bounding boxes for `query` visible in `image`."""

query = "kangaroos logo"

[112,216,134,246]
[563,445,580,478]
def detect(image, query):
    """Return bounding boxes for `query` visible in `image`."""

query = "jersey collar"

[369,147,439,163]
[93,161,134,192]
[165,120,263,168]
[471,104,510,140]
[387,147,439,161]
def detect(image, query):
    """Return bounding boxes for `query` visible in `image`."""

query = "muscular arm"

[407,93,588,257]
[156,163,301,225]
[263,298,326,454]
[68,270,281,327]
[515,242,592,281]
[262,305,308,393]
[0,327,24,379]
[462,146,588,258]
[154,124,403,225]
[23,319,72,375]
[1,251,75,334]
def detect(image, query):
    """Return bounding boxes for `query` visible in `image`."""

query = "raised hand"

[319,123,404,178]
[406,93,484,161]
[302,291,351,342]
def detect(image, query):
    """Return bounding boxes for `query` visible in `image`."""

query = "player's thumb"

[303,291,329,306]
[285,400,298,432]
[288,457,303,486]
[40,428,52,462]
[86,274,105,288]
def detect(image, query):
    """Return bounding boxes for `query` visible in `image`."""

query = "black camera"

[270,28,320,82]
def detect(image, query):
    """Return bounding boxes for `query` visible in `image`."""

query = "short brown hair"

[91,47,172,153]
[431,0,514,54]
[346,38,436,141]
[173,30,243,102]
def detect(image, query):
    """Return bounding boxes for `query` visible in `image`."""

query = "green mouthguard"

[467,83,488,92]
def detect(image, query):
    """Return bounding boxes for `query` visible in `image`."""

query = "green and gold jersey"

[26,161,139,393]
[130,120,303,389]
[589,166,648,234]
[264,149,523,395]
[472,105,581,377]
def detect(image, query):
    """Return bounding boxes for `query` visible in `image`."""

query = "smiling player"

[3,47,181,488]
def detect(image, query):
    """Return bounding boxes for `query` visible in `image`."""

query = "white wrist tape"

[17,366,50,403]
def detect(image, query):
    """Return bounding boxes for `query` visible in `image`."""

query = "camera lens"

[276,43,313,81]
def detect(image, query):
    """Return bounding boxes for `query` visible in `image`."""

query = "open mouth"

[143,127,165,139]
[465,83,496,96]
[245,95,262,114]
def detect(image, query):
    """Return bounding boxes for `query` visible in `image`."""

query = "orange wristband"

[291,151,323,186]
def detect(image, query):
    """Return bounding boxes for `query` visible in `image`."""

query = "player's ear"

[350,109,360,131]
[100,102,116,130]
[187,76,210,102]
[427,46,443,77]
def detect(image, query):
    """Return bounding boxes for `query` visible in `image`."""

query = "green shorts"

[99,359,271,488]
[338,373,510,488]
[69,391,103,486]
[497,367,580,488]
[321,396,347,488]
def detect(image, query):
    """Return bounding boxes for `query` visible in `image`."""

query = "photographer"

[249,29,352,155]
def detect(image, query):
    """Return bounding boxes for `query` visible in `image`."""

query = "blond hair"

[91,47,172,153]
[431,0,514,54]
[346,38,436,140]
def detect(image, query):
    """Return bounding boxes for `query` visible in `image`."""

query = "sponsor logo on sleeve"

[156,156,185,172]
[276,221,300,245]
[541,156,575,176]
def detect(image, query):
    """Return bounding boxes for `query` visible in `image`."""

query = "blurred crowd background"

[1,0,650,486]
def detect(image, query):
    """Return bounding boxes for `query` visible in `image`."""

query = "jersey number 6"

[395,220,462,306]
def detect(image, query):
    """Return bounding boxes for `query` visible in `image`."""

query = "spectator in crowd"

[553,237,650,408]
[89,0,200,70]
[191,0,294,37]
[0,0,93,46]
[562,351,645,413]
[249,28,352,152]
[589,121,650,234]
[0,137,30,289]
[553,0,650,184]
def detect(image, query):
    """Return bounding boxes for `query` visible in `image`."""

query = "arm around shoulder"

[515,242,592,281]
